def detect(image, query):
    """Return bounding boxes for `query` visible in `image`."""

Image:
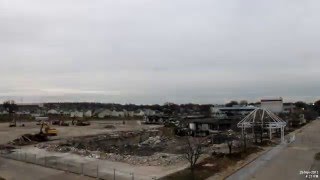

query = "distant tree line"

[1,100,320,118]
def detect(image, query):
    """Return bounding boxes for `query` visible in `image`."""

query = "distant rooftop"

[216,106,257,110]
[261,97,283,102]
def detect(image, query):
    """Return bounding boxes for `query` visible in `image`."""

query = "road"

[227,120,320,180]
[0,157,94,180]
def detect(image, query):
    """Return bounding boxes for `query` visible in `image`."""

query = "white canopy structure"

[237,108,287,143]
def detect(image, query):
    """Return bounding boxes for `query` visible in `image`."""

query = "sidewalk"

[206,122,315,180]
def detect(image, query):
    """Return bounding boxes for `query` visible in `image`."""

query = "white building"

[111,110,125,117]
[144,109,156,116]
[84,110,92,117]
[97,109,112,118]
[261,98,283,113]
[62,111,71,116]
[210,106,256,118]
[70,111,84,118]
[0,111,8,115]
[47,109,59,115]
[127,111,135,117]
[31,113,41,117]
[123,110,135,117]
[134,110,145,117]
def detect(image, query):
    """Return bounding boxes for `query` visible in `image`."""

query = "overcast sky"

[0,0,320,104]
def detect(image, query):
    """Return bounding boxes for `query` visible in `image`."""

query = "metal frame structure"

[237,108,286,143]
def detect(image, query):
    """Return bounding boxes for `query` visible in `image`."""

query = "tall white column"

[269,125,272,140]
[281,127,285,143]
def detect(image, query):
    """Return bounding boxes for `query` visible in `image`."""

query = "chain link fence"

[0,150,158,180]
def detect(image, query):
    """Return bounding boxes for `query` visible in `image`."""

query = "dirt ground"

[0,120,189,179]
[0,157,94,180]
[0,120,161,144]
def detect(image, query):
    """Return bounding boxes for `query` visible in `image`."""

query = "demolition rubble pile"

[37,131,186,166]
[9,134,48,146]
[102,152,185,166]
[0,144,15,152]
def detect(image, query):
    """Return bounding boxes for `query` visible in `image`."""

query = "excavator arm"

[39,121,57,136]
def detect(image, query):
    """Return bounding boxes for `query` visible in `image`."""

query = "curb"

[221,147,273,180]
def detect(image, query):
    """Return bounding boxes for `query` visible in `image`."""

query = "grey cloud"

[0,0,320,104]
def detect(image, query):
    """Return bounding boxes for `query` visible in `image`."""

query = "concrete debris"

[140,136,162,146]
[36,134,185,166]
[9,134,48,146]
[37,142,183,166]
[103,152,184,166]
[35,129,187,166]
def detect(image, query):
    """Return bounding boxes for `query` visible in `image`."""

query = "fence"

[0,150,157,180]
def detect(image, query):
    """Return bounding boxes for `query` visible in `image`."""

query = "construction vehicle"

[9,120,16,127]
[9,118,26,127]
[40,121,58,136]
[72,118,90,126]
[52,119,69,126]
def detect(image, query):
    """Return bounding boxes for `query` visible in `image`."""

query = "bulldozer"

[71,117,90,126]
[40,121,58,136]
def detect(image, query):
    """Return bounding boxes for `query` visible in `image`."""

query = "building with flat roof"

[261,98,283,113]
[210,106,257,118]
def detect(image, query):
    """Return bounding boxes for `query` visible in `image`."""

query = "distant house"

[84,110,92,117]
[92,109,103,117]
[70,111,84,118]
[127,111,135,117]
[31,113,41,117]
[48,109,59,115]
[16,111,30,115]
[210,106,256,117]
[35,116,49,122]
[111,110,125,117]
[155,110,163,116]
[62,111,71,116]
[134,110,145,117]
[123,110,135,117]
[0,111,8,115]
[97,109,112,118]
[143,109,156,116]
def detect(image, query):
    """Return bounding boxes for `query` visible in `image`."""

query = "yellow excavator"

[40,121,58,136]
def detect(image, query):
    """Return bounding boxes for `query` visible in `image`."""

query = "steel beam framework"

[237,108,286,143]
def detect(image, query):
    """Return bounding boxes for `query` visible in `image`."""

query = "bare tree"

[226,101,238,107]
[226,130,237,154]
[3,100,18,127]
[227,139,233,154]
[183,137,205,170]
[239,100,248,106]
